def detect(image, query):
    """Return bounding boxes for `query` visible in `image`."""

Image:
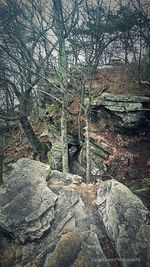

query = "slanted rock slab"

[44,231,111,267]
[0,158,57,243]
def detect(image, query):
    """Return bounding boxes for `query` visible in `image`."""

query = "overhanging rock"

[85,93,150,129]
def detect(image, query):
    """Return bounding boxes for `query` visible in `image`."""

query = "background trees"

[0,0,56,157]
[0,0,149,176]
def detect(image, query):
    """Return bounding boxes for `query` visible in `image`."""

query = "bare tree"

[0,0,57,157]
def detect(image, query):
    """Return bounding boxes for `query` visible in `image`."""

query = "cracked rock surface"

[96,179,150,267]
[1,158,149,267]
[0,158,57,243]
[0,158,110,267]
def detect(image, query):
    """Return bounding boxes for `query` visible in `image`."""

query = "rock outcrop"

[0,158,110,267]
[0,158,57,243]
[96,179,150,267]
[78,142,109,178]
[85,93,150,129]
[1,158,149,267]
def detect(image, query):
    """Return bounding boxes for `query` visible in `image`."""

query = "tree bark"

[0,154,4,185]
[19,115,49,158]
[85,109,91,182]
[52,0,69,173]
[61,100,69,173]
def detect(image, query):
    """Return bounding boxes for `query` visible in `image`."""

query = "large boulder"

[0,158,57,243]
[0,158,111,267]
[96,179,150,267]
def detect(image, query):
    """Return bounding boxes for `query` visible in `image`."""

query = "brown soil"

[91,66,150,96]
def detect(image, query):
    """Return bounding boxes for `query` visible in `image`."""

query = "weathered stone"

[91,157,107,177]
[48,138,80,173]
[0,158,112,267]
[105,102,142,112]
[90,142,109,159]
[85,92,150,129]
[95,141,114,154]
[49,170,84,184]
[47,124,61,142]
[0,158,57,243]
[115,111,144,128]
[48,141,62,171]
[70,159,86,177]
[44,231,111,267]
[78,143,108,178]
[96,179,150,267]
[101,93,150,103]
[84,93,150,106]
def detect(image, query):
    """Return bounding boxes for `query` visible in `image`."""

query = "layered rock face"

[0,159,57,243]
[96,179,150,267]
[85,93,150,129]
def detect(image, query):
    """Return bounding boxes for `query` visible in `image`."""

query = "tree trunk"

[85,110,91,182]
[0,134,5,185]
[61,100,69,173]
[52,0,69,173]
[0,154,4,185]
[59,38,69,173]
[19,115,49,158]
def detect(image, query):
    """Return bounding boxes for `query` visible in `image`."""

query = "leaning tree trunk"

[19,115,49,158]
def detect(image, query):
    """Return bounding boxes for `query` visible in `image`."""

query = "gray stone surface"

[1,158,149,267]
[84,93,150,105]
[44,231,111,267]
[78,142,109,179]
[48,141,62,171]
[49,169,84,184]
[115,111,144,128]
[85,93,150,129]
[0,158,57,243]
[105,102,142,112]
[0,158,97,266]
[96,179,150,267]
[100,93,150,103]
[70,159,86,177]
